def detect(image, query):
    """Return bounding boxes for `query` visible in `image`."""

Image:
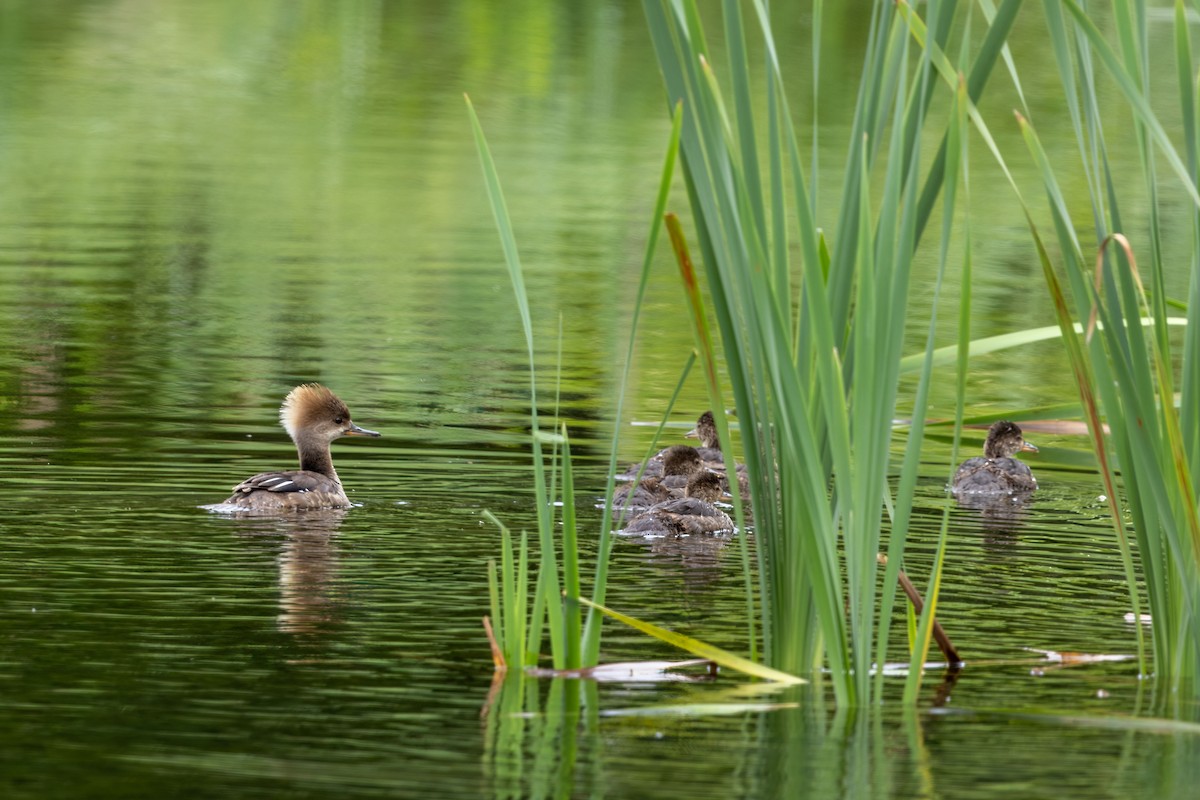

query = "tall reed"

[643,0,1010,703]
[1001,0,1200,696]
[901,0,1200,697]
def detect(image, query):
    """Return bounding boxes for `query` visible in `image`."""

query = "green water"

[2,2,1198,798]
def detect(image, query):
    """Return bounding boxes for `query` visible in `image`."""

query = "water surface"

[2,2,1197,798]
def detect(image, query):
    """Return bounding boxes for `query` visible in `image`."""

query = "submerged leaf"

[598,702,798,717]
[526,659,717,683]
[1025,648,1136,665]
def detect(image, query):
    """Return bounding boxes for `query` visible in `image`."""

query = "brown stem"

[879,554,962,665]
[483,615,507,670]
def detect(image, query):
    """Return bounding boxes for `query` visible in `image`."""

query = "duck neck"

[984,442,1008,459]
[295,435,340,483]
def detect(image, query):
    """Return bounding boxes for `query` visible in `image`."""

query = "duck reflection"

[228,509,347,636]
[276,510,347,635]
[954,491,1031,546]
[622,529,738,594]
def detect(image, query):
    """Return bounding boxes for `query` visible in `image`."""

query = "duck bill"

[685,427,699,440]
[1021,441,1038,453]
[346,424,381,438]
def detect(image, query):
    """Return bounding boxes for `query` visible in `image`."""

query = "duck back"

[621,495,735,536]
[951,457,1037,495]
[225,469,350,510]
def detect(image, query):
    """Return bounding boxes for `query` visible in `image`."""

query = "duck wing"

[229,470,340,495]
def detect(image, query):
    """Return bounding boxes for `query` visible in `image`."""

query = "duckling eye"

[334,416,344,425]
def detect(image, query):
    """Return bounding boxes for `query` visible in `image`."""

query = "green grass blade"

[883,68,969,702]
[486,558,502,665]
[897,318,1188,375]
[1013,112,1148,676]
[560,423,582,670]
[576,597,804,685]
[1058,0,1200,209]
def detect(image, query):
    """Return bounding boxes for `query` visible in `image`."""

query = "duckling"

[684,410,726,463]
[655,445,705,490]
[617,411,743,482]
[621,471,736,536]
[611,476,673,519]
[611,445,703,519]
[684,409,753,508]
[951,420,1038,496]
[616,412,715,480]
[215,384,380,511]
[688,409,751,476]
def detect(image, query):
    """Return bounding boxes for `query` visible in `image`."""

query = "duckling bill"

[216,384,380,511]
[951,420,1038,496]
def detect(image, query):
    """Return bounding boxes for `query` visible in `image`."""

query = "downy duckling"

[621,471,736,536]
[687,409,750,477]
[215,384,380,511]
[684,410,726,463]
[951,420,1038,496]
[611,445,703,519]
[686,410,752,512]
[616,411,723,480]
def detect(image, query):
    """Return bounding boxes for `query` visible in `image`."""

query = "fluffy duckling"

[951,420,1038,496]
[685,410,752,510]
[611,445,703,519]
[655,445,704,490]
[217,384,380,511]
[684,410,726,463]
[617,411,741,481]
[621,470,736,536]
[687,409,750,477]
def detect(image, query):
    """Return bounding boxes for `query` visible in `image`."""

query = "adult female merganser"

[951,420,1038,496]
[217,384,380,511]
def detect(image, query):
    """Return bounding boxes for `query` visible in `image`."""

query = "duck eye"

[334,416,344,425]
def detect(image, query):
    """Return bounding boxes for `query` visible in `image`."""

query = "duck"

[217,384,380,511]
[684,410,726,463]
[611,445,703,520]
[685,410,754,509]
[655,445,705,490]
[621,470,736,536]
[616,411,741,481]
[688,409,751,478]
[950,420,1038,496]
